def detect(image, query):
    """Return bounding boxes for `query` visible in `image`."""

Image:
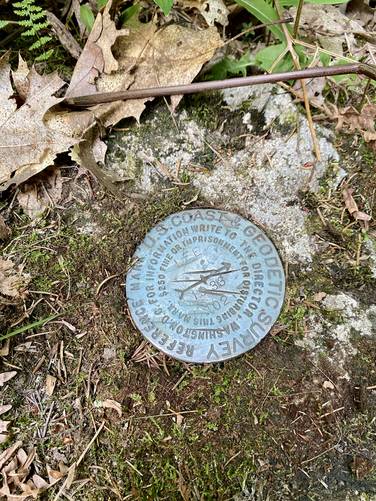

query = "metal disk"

[126,209,285,363]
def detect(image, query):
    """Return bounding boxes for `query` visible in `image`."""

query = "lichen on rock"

[106,85,340,263]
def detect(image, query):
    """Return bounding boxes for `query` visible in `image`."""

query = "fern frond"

[35,48,54,61]
[13,0,54,62]
[0,20,9,29]
[29,35,52,50]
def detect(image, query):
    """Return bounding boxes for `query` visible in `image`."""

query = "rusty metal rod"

[64,63,376,107]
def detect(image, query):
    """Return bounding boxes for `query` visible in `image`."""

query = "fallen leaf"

[32,475,49,489]
[179,0,229,26]
[0,339,10,357]
[289,4,364,55]
[96,399,122,417]
[16,448,28,469]
[0,371,17,387]
[343,187,371,224]
[66,0,129,98]
[45,375,57,396]
[0,421,10,433]
[92,22,221,126]
[0,57,80,192]
[0,440,22,470]
[2,458,17,475]
[47,465,65,485]
[0,405,12,415]
[335,104,376,150]
[12,55,30,101]
[17,168,63,220]
[0,259,30,299]
[0,435,8,444]
[200,0,229,26]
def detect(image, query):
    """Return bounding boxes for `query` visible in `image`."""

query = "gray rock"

[297,293,376,376]
[106,85,340,263]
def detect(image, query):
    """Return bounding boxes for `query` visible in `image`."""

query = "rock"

[106,85,340,263]
[297,293,376,376]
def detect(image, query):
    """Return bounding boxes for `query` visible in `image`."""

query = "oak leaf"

[94,23,221,126]
[66,0,129,98]
[0,57,81,192]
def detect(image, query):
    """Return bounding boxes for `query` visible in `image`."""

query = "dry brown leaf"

[343,187,371,223]
[11,56,29,101]
[289,4,364,55]
[179,0,229,26]
[0,371,17,387]
[335,104,376,140]
[17,168,63,220]
[199,0,229,26]
[2,458,17,475]
[97,399,122,417]
[323,380,335,390]
[94,23,221,126]
[0,339,10,357]
[66,0,128,98]
[0,421,10,433]
[0,441,50,499]
[16,449,28,470]
[45,375,57,397]
[0,440,22,470]
[46,465,65,485]
[0,405,12,415]
[0,434,8,444]
[31,475,49,490]
[0,57,80,192]
[0,259,30,299]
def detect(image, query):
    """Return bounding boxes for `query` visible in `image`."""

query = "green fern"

[12,0,53,62]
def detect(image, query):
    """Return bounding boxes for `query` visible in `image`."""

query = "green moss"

[182,91,223,129]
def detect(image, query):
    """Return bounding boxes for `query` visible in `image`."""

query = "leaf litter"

[0,259,30,300]
[0,57,80,192]
[0,0,220,195]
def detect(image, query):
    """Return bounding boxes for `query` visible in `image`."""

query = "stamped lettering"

[126,209,285,363]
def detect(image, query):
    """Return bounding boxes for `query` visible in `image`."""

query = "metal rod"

[64,63,376,107]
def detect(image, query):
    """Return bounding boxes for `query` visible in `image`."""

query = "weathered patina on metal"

[126,209,285,363]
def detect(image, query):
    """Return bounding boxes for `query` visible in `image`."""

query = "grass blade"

[0,314,60,343]
[234,0,285,41]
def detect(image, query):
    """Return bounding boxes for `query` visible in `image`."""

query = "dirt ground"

[1,92,376,500]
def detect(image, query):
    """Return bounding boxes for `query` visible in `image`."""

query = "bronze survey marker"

[126,209,285,363]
